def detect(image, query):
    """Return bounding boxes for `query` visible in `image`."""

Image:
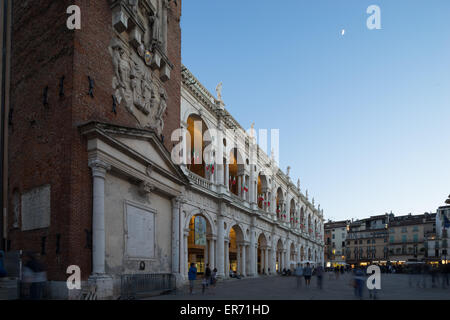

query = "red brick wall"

[8,0,75,281]
[8,0,182,281]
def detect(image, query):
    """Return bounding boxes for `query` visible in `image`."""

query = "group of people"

[0,251,47,300]
[188,263,218,295]
[293,262,324,289]
[406,263,450,289]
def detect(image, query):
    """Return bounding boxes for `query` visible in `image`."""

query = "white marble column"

[184,232,189,274]
[264,248,269,274]
[171,197,181,274]
[237,245,241,275]
[238,176,242,197]
[225,240,230,276]
[209,238,215,269]
[249,224,256,276]
[225,165,230,189]
[217,216,225,277]
[271,248,276,274]
[89,159,111,275]
[242,245,247,276]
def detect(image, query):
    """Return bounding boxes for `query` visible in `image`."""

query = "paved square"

[148,273,450,300]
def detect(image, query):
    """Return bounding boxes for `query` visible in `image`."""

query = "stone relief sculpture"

[109,0,170,137]
[149,12,161,46]
[128,0,139,14]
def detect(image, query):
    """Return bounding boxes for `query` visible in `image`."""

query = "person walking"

[24,252,47,300]
[210,268,217,287]
[316,265,324,290]
[202,263,212,294]
[353,268,365,299]
[188,263,197,294]
[294,263,304,288]
[304,263,312,287]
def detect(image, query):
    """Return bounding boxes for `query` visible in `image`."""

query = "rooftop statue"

[216,82,223,102]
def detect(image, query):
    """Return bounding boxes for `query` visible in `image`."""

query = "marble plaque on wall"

[21,184,51,231]
[126,202,156,259]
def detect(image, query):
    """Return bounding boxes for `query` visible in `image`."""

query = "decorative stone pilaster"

[88,159,112,300]
[171,197,182,275]
[216,204,225,278]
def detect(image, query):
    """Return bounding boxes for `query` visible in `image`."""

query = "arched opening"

[276,239,284,273]
[228,225,245,276]
[257,174,269,210]
[300,207,305,231]
[314,219,317,238]
[289,198,296,227]
[308,248,312,261]
[290,243,296,271]
[188,214,212,274]
[300,246,305,262]
[186,114,211,179]
[308,214,312,235]
[257,233,268,275]
[276,188,284,220]
[228,148,245,196]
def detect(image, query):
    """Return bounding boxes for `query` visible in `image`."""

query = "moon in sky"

[341,29,345,36]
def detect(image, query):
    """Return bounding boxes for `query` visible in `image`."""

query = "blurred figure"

[0,250,7,278]
[316,265,324,290]
[202,263,211,294]
[304,263,312,287]
[353,268,365,299]
[421,264,429,288]
[335,266,340,280]
[294,263,303,288]
[210,268,217,287]
[431,265,438,288]
[24,252,47,300]
[443,263,450,289]
[188,263,197,294]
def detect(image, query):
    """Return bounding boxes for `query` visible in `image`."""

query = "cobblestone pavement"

[148,273,450,300]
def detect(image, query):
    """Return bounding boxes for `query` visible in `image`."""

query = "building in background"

[388,213,435,264]
[345,214,390,267]
[425,205,449,264]
[324,220,349,267]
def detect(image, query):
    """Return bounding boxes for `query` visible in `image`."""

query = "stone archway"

[186,114,212,179]
[186,213,214,275]
[228,224,246,277]
[257,173,269,211]
[257,233,269,275]
[289,242,296,270]
[276,239,284,273]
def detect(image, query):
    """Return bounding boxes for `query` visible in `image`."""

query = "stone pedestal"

[88,274,114,300]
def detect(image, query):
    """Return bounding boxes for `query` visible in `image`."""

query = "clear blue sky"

[180,0,450,221]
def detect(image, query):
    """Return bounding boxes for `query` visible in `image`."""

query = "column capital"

[89,159,111,178]
[171,196,183,208]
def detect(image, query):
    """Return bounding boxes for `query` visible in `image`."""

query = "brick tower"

[6,0,182,298]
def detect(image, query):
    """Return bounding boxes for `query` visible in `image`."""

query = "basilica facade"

[175,67,325,282]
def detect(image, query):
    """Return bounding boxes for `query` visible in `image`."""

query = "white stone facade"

[176,67,325,280]
[79,66,325,298]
